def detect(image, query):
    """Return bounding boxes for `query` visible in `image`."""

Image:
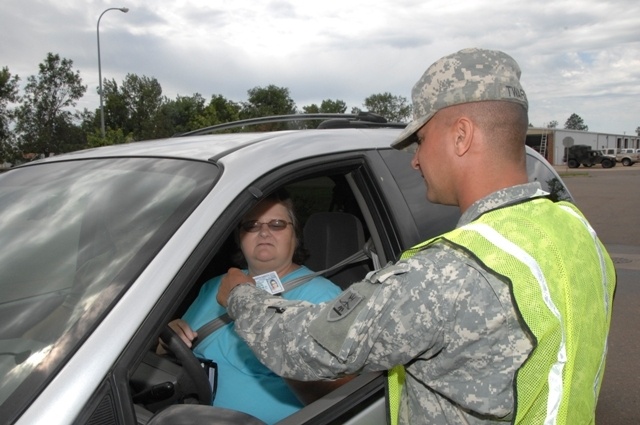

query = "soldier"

[218,48,616,424]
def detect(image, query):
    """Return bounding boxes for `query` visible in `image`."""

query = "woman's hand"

[156,319,197,355]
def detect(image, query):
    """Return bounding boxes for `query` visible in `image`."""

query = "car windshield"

[0,157,217,410]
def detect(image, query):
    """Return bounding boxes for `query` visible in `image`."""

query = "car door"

[66,150,403,424]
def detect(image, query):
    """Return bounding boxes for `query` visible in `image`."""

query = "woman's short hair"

[232,188,309,267]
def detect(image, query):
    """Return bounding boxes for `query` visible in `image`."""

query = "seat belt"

[192,247,371,349]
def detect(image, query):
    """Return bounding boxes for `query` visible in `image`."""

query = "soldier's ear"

[453,117,473,157]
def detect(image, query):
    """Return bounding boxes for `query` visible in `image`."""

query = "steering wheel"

[160,326,213,405]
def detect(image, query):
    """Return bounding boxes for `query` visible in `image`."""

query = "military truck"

[564,144,616,168]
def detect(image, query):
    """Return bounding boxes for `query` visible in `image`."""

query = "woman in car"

[161,189,348,424]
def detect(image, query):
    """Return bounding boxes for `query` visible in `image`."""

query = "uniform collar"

[458,182,548,227]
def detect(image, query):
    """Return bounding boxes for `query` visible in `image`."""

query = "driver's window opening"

[180,172,375,316]
[143,171,378,424]
[217,173,374,292]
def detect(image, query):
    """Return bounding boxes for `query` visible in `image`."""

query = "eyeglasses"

[239,219,293,233]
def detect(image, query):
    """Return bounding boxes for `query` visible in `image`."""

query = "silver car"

[0,115,572,425]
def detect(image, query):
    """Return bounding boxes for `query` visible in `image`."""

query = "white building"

[526,128,640,165]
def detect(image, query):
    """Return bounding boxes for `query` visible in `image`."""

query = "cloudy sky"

[3,0,639,135]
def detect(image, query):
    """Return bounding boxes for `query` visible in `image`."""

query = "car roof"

[25,128,404,165]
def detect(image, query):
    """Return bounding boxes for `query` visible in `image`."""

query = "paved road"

[555,165,640,424]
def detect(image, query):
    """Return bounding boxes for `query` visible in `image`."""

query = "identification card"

[254,271,284,294]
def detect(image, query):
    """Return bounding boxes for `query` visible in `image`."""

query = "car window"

[378,149,460,245]
[129,160,382,423]
[378,148,573,249]
[0,158,217,415]
[178,171,373,316]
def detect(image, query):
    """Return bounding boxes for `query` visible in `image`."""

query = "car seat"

[303,212,370,289]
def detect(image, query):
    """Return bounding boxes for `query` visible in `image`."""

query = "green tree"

[301,99,348,128]
[87,127,129,148]
[303,99,348,114]
[545,177,569,202]
[240,85,297,131]
[564,113,588,131]
[188,94,241,132]
[358,92,412,123]
[94,74,164,143]
[97,74,165,141]
[547,120,558,129]
[77,108,130,148]
[635,126,639,136]
[153,93,207,137]
[14,53,87,157]
[207,94,241,123]
[120,74,164,140]
[101,78,129,137]
[0,67,21,163]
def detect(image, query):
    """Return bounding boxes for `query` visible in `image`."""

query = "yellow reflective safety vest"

[387,198,615,424]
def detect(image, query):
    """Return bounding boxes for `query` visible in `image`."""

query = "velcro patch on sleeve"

[365,262,410,283]
[308,281,381,360]
[327,290,364,322]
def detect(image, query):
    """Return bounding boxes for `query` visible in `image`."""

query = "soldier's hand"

[217,267,254,308]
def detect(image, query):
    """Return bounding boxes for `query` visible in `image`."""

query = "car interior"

[133,169,389,424]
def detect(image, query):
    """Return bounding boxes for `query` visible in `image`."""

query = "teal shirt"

[182,266,341,424]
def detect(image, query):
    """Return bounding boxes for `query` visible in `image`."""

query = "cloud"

[2,0,639,134]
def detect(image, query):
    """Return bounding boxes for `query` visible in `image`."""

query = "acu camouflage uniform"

[228,183,546,424]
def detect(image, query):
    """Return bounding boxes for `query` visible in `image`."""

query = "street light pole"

[97,7,129,138]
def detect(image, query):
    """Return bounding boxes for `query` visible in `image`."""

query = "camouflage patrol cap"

[391,47,528,150]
